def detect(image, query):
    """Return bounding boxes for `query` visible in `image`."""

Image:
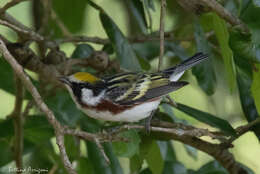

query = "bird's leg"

[144,110,156,133]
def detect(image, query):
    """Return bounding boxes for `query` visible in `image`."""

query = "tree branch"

[10,76,24,174]
[157,0,166,71]
[176,0,249,33]
[199,0,249,33]
[0,38,76,174]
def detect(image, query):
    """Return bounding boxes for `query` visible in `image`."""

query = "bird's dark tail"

[163,52,208,81]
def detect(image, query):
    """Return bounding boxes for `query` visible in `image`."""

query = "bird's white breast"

[80,99,161,122]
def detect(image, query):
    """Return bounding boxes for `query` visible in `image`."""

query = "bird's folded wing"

[105,73,188,105]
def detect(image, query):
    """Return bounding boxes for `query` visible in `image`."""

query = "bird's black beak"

[58,76,70,85]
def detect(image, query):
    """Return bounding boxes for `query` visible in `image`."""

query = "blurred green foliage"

[0,0,260,174]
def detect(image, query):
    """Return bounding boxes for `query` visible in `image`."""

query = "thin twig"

[94,138,110,164]
[157,0,166,71]
[50,9,72,37]
[22,100,34,118]
[0,38,76,174]
[227,117,260,143]
[199,0,249,33]
[10,76,24,174]
[58,36,109,45]
[0,19,43,41]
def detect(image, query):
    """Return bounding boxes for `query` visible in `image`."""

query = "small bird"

[59,52,208,129]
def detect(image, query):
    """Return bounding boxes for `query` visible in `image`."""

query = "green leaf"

[176,103,236,136]
[77,157,94,174]
[229,28,260,63]
[163,161,187,174]
[157,141,176,161]
[26,142,57,171]
[184,144,198,160]
[102,43,114,55]
[208,13,236,91]
[196,161,228,174]
[49,0,87,37]
[251,64,260,113]
[237,162,255,174]
[71,44,94,59]
[64,135,79,161]
[130,154,143,174]
[0,58,15,95]
[24,116,54,143]
[0,116,54,142]
[133,40,187,61]
[112,129,140,157]
[253,0,260,7]
[193,19,216,95]
[132,41,160,60]
[103,143,124,174]
[0,118,14,138]
[234,55,260,140]
[128,0,148,34]
[140,138,164,174]
[46,90,82,126]
[80,116,123,174]
[144,0,156,11]
[137,56,151,71]
[0,140,13,167]
[99,11,141,71]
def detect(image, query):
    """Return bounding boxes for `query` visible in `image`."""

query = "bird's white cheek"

[81,89,104,106]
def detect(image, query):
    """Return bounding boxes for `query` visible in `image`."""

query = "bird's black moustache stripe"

[71,82,106,100]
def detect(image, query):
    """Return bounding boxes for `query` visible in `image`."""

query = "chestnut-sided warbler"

[59,53,208,126]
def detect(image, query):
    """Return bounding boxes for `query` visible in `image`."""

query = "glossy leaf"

[0,140,13,167]
[229,29,260,63]
[80,116,123,174]
[184,144,198,160]
[26,142,57,171]
[157,141,176,161]
[46,90,82,126]
[23,116,54,143]
[144,0,156,11]
[64,135,79,161]
[77,157,94,174]
[71,44,94,59]
[196,160,228,174]
[0,58,15,95]
[128,0,148,34]
[234,56,260,139]
[112,129,140,157]
[132,41,160,60]
[253,0,260,7]
[176,103,236,136]
[0,116,54,142]
[137,56,151,71]
[251,64,260,113]
[209,13,236,91]
[50,0,87,37]
[130,154,143,174]
[163,161,187,174]
[237,162,255,174]
[193,19,216,95]
[99,11,141,71]
[140,138,164,174]
[0,118,14,138]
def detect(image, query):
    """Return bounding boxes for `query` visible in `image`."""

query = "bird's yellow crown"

[73,72,100,83]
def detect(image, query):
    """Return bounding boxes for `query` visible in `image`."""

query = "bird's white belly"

[81,99,161,122]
